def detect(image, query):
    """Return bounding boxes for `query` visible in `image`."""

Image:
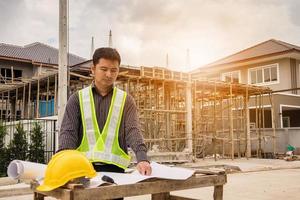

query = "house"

[0,42,86,119]
[192,39,300,130]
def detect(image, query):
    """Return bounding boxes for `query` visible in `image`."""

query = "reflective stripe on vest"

[78,85,131,169]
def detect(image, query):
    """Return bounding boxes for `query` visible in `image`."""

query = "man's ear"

[91,66,95,76]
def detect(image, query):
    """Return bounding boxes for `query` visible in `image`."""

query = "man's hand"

[136,161,152,176]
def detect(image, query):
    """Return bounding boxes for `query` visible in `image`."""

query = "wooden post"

[11,66,14,83]
[258,94,262,158]
[22,84,26,118]
[269,93,276,156]
[229,83,234,160]
[136,79,140,108]
[1,92,3,120]
[46,76,49,116]
[27,82,31,119]
[201,81,205,159]
[7,91,10,119]
[165,83,171,150]
[221,97,225,158]
[34,192,45,200]
[255,95,258,157]
[262,93,265,157]
[245,86,251,158]
[36,79,40,118]
[15,87,18,119]
[152,192,170,200]
[214,185,224,200]
[213,82,217,161]
[54,74,57,115]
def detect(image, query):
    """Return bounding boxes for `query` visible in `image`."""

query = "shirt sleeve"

[58,92,81,151]
[124,94,149,163]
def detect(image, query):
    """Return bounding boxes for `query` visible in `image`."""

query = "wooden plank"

[71,175,226,200]
[0,187,32,198]
[31,181,72,200]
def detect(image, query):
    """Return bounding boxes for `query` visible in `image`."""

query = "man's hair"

[92,47,121,66]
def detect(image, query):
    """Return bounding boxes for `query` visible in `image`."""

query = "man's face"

[91,58,119,88]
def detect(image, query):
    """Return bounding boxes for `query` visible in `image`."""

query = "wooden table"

[31,170,227,200]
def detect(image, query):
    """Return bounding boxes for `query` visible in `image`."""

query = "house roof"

[0,42,86,66]
[201,39,300,69]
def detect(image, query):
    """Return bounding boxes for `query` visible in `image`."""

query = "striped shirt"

[58,83,148,162]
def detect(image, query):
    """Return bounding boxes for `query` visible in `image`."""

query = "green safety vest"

[77,85,131,169]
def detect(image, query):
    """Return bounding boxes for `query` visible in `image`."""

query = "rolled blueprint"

[7,160,47,181]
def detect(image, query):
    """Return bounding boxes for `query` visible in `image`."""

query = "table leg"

[213,185,223,200]
[34,192,45,200]
[152,192,170,200]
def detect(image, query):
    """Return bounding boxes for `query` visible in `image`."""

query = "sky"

[1,0,300,72]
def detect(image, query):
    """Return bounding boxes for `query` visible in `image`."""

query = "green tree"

[8,123,28,161]
[28,122,45,163]
[0,121,8,176]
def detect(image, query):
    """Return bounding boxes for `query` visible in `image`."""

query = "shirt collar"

[91,81,114,96]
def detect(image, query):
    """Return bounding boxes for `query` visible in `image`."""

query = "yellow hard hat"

[37,150,96,191]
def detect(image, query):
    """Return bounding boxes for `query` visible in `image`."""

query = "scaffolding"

[192,80,274,160]
[0,64,275,161]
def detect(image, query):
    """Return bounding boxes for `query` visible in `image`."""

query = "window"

[0,68,22,82]
[221,71,240,83]
[249,64,279,85]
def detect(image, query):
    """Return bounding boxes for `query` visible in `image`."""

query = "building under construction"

[0,45,274,161]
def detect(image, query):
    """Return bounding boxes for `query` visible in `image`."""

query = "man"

[59,47,152,176]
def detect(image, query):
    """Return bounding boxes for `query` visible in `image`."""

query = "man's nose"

[105,70,112,77]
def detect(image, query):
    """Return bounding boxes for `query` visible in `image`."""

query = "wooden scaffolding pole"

[245,86,251,158]
[22,84,25,118]
[46,77,50,116]
[262,93,265,157]
[15,87,18,119]
[229,83,234,160]
[258,93,262,158]
[36,79,40,118]
[255,95,258,157]
[213,82,217,161]
[269,93,276,156]
[7,91,10,119]
[27,82,31,119]
[1,92,3,120]
[54,74,57,115]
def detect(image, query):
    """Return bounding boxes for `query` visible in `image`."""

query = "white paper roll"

[7,160,47,181]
